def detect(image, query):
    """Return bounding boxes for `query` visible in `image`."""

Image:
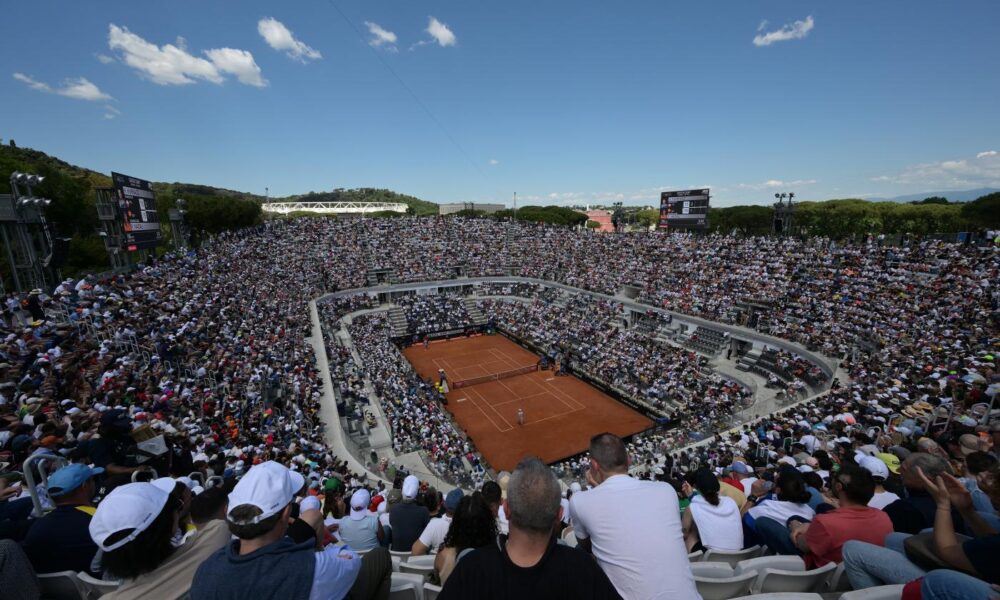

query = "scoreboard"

[112,172,161,251]
[657,188,710,231]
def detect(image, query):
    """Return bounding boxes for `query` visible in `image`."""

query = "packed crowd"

[478,294,753,435]
[395,295,472,336]
[330,310,487,490]
[0,216,998,600]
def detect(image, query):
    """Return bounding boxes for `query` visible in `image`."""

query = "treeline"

[633,194,1000,237]
[491,205,589,226]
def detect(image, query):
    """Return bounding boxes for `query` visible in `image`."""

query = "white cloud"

[753,15,814,47]
[364,21,397,51]
[732,179,817,191]
[13,72,113,101]
[427,17,456,47]
[108,24,265,88]
[204,48,267,87]
[96,53,115,64]
[871,151,1000,188]
[109,24,222,85]
[757,20,768,32]
[488,159,499,166]
[257,17,321,62]
[103,104,121,120]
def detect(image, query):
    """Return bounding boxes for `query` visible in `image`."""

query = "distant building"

[584,209,614,232]
[439,203,506,215]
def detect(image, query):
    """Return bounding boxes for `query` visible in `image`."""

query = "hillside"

[0,144,437,213]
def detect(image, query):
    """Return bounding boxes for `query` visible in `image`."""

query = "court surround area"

[402,334,652,472]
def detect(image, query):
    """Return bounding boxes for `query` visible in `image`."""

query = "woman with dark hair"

[744,467,817,555]
[682,468,743,552]
[434,492,497,586]
[89,482,230,599]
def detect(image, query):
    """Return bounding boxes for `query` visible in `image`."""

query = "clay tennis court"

[402,335,652,472]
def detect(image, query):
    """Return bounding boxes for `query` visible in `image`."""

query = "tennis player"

[517,408,525,425]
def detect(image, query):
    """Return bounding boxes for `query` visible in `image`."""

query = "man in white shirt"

[858,455,900,510]
[412,488,463,555]
[571,433,700,600]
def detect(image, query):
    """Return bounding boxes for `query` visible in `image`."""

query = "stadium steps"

[462,298,488,326]
[387,307,409,337]
[366,271,379,287]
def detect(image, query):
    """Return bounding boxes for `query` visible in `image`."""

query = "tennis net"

[452,364,539,389]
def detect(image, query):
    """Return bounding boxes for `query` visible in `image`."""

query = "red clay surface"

[402,335,653,472]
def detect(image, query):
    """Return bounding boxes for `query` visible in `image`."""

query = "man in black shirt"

[389,475,430,551]
[440,457,621,600]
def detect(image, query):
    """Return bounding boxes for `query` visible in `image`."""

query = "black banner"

[112,171,161,251]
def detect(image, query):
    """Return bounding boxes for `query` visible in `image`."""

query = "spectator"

[90,481,230,600]
[857,454,900,510]
[338,489,384,552]
[190,461,391,600]
[439,457,621,599]
[413,488,463,556]
[682,467,743,552]
[434,492,497,586]
[389,475,430,552]
[21,463,102,575]
[842,467,999,590]
[571,433,698,600]
[745,467,816,553]
[787,464,894,567]
[883,453,966,535]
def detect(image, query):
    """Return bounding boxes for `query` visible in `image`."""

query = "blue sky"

[2,1,998,206]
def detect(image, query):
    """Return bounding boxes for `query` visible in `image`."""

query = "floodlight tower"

[772,192,796,236]
[1,172,55,292]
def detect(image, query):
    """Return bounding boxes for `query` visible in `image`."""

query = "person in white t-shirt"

[858,455,900,510]
[571,433,700,600]
[683,468,744,552]
[412,488,463,555]
[728,461,758,496]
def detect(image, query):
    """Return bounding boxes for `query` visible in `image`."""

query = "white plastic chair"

[390,572,425,600]
[36,571,87,600]
[423,582,442,600]
[702,545,764,567]
[405,555,437,567]
[753,561,838,594]
[689,562,735,579]
[838,584,906,600]
[76,571,122,598]
[827,562,853,592]
[390,549,412,561]
[398,562,434,579]
[734,554,805,576]
[688,550,704,562]
[731,594,824,600]
[694,569,758,600]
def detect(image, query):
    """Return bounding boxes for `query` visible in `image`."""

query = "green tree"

[961,192,1000,229]
[912,196,949,205]
[585,220,601,229]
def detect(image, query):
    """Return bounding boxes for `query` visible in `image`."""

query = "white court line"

[469,386,514,431]
[493,391,548,407]
[488,347,522,370]
[541,377,587,411]
[464,388,510,432]
[528,405,584,426]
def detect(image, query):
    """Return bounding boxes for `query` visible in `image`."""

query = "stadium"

[2,4,999,600]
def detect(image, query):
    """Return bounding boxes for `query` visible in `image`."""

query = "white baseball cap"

[402,475,419,499]
[858,455,889,480]
[300,496,321,512]
[227,461,305,524]
[350,489,372,520]
[89,483,170,552]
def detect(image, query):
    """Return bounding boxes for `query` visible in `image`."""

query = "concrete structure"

[584,209,614,232]
[263,201,408,215]
[439,203,506,215]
